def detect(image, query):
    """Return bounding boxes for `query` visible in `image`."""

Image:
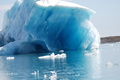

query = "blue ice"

[0,0,100,55]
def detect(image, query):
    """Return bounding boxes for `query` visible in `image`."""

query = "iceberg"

[0,0,100,55]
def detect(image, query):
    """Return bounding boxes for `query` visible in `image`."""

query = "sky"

[0,0,120,37]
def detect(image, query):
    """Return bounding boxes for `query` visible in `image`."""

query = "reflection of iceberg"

[65,50,101,79]
[0,0,100,54]
[0,50,101,79]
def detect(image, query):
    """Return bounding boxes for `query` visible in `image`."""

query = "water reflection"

[0,50,101,80]
[65,50,101,80]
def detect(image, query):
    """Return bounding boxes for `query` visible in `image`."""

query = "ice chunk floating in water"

[49,71,57,80]
[6,57,15,60]
[38,52,66,59]
[0,0,100,55]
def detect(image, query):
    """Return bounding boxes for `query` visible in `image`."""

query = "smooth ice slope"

[0,0,100,55]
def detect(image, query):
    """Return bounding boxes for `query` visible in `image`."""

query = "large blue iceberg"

[0,0,100,55]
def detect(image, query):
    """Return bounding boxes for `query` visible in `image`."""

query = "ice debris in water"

[58,50,64,53]
[85,50,100,56]
[106,61,114,67]
[31,71,37,75]
[7,73,18,76]
[0,47,4,52]
[49,71,57,80]
[85,53,95,56]
[6,57,14,60]
[44,74,47,79]
[106,61,119,67]
[0,0,100,55]
[38,52,66,59]
[31,70,40,79]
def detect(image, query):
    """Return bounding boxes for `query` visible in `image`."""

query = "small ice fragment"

[106,61,119,67]
[49,71,57,80]
[85,53,94,56]
[6,57,14,60]
[38,52,66,59]
[59,50,64,53]
[44,74,47,79]
[0,47,4,51]
[56,54,61,58]
[38,55,50,59]
[31,70,40,79]
[7,73,18,76]
[31,71,37,75]
[50,52,55,57]
[106,61,114,67]
[61,53,66,58]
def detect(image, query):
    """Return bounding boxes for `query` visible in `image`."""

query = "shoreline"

[101,36,120,44]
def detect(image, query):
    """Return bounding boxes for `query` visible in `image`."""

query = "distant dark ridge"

[101,36,120,44]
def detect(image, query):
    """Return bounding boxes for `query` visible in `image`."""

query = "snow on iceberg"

[0,0,100,55]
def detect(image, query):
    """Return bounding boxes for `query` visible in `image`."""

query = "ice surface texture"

[0,0,100,54]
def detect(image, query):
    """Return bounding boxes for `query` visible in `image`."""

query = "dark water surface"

[0,43,120,80]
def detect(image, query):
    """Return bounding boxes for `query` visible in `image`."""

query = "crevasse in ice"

[0,0,100,55]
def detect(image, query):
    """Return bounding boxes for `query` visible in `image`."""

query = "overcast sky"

[0,0,120,37]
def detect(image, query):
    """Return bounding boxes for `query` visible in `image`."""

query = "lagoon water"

[0,43,120,80]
